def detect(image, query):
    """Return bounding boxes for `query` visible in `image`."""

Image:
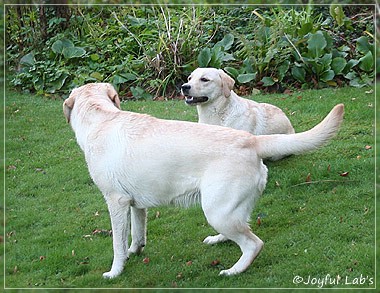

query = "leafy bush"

[5,5,375,98]
[225,6,375,90]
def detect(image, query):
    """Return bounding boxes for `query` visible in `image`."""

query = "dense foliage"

[5,5,375,99]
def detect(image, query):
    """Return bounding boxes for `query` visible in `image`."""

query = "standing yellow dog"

[63,83,343,278]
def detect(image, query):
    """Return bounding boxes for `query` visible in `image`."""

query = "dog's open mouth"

[184,96,209,105]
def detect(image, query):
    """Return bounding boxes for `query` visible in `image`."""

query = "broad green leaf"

[220,53,235,62]
[215,33,234,51]
[52,39,74,54]
[332,48,347,59]
[119,72,137,81]
[264,48,278,64]
[237,73,256,84]
[307,31,326,58]
[130,86,152,100]
[48,73,68,93]
[356,36,373,55]
[331,57,347,74]
[358,51,373,72]
[224,67,239,79]
[90,72,103,81]
[298,23,313,36]
[63,47,86,59]
[210,47,223,68]
[113,73,136,84]
[320,70,335,82]
[343,59,359,73]
[320,53,332,68]
[197,48,211,67]
[20,52,35,67]
[260,76,275,86]
[278,60,290,81]
[112,75,128,85]
[349,77,368,88]
[344,71,357,80]
[291,66,306,83]
[242,59,255,73]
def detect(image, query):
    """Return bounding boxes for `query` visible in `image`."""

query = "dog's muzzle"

[181,84,209,105]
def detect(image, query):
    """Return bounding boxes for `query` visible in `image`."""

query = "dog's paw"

[219,268,238,276]
[103,271,118,279]
[128,244,145,256]
[203,234,228,245]
[102,267,124,279]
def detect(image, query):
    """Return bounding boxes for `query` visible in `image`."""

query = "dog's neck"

[70,98,120,151]
[197,90,239,125]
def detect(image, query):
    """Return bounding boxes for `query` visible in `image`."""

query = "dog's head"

[63,83,121,123]
[181,68,235,106]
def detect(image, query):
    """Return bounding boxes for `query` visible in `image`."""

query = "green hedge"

[5,5,376,98]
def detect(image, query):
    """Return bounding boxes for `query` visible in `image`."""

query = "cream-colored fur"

[182,68,296,160]
[63,83,344,278]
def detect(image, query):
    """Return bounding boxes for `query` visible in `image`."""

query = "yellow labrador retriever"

[182,68,295,160]
[63,83,344,278]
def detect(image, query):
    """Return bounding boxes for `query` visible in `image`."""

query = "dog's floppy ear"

[107,85,121,109]
[218,69,235,98]
[63,95,74,123]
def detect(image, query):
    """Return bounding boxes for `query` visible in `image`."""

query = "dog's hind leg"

[219,228,263,276]
[203,203,264,276]
[128,207,147,255]
[103,193,131,279]
[201,183,264,276]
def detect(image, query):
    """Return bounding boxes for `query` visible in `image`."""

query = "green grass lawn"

[4,86,375,289]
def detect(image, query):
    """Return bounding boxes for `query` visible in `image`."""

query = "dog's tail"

[255,104,344,159]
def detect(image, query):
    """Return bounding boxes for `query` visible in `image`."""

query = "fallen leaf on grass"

[186,260,192,266]
[339,171,349,177]
[305,173,311,182]
[7,165,17,171]
[35,168,46,174]
[143,257,150,264]
[257,216,261,226]
[365,145,372,150]
[211,259,220,266]
[92,229,112,236]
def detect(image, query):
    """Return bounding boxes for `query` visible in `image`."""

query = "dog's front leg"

[103,193,131,279]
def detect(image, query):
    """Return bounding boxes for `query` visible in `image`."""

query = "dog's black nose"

[181,84,191,93]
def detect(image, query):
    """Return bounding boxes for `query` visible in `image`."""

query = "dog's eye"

[200,77,209,82]
[188,76,192,81]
